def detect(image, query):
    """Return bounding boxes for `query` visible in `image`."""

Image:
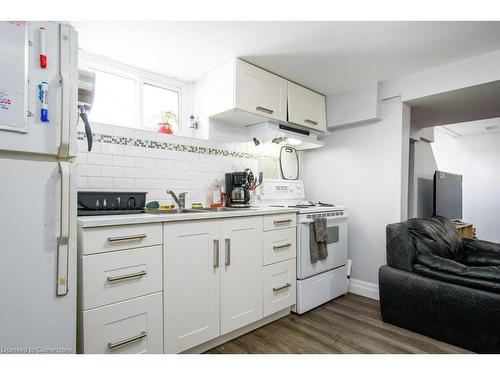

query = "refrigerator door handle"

[57,161,70,296]
[58,24,71,159]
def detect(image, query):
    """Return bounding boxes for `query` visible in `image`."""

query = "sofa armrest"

[386,222,415,272]
[462,238,500,266]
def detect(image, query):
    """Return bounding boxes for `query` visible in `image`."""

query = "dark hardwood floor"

[206,293,471,354]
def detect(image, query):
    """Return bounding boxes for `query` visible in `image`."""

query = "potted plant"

[157,110,178,134]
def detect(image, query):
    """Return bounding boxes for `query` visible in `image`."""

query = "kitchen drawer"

[263,213,297,231]
[263,227,296,265]
[82,292,163,354]
[80,223,162,255]
[263,259,296,317]
[82,245,162,310]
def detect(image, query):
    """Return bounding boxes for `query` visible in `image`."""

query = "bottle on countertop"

[211,179,223,208]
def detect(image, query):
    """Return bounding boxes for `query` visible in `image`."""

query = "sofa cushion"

[414,263,500,294]
[408,216,463,260]
[416,252,500,281]
[462,238,500,267]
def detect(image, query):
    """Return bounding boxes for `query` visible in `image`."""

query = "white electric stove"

[257,179,349,314]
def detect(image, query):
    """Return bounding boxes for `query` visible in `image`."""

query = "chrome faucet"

[166,190,188,208]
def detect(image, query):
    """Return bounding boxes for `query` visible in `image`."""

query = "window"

[82,53,188,135]
[142,83,180,133]
[91,69,137,128]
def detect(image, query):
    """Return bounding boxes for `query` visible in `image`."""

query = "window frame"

[79,51,191,135]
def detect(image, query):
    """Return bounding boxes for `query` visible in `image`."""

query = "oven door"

[297,215,348,280]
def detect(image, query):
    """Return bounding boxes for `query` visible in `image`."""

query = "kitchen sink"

[194,207,258,212]
[146,208,201,214]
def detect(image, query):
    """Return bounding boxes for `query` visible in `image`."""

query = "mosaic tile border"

[78,132,277,160]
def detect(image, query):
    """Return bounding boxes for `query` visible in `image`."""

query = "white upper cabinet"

[287,82,327,132]
[234,60,287,122]
[206,59,327,132]
[207,59,287,125]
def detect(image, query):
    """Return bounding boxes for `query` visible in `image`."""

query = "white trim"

[348,278,379,301]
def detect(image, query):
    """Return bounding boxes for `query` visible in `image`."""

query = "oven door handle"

[299,217,347,224]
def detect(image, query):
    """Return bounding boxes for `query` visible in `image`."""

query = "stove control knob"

[289,184,294,192]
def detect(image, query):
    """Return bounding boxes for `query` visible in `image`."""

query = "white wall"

[432,129,500,242]
[304,48,500,297]
[303,97,409,287]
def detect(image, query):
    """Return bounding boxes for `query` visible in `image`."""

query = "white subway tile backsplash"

[77,152,88,164]
[78,176,88,188]
[78,124,279,206]
[100,143,124,155]
[155,159,174,169]
[112,178,136,189]
[125,167,148,178]
[101,166,125,177]
[78,164,101,177]
[174,160,191,170]
[87,153,113,166]
[87,177,113,189]
[135,157,155,168]
[113,155,135,167]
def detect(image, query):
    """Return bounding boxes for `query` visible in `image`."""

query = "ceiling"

[72,21,500,95]
[409,80,500,128]
[440,117,500,137]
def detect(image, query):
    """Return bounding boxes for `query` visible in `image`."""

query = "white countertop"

[78,206,299,228]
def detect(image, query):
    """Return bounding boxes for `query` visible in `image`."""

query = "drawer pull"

[274,219,293,225]
[107,270,147,283]
[213,239,220,268]
[107,331,147,350]
[273,243,292,250]
[256,106,274,115]
[304,119,318,126]
[273,283,292,292]
[107,234,147,243]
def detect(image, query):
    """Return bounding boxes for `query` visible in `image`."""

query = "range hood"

[246,121,324,150]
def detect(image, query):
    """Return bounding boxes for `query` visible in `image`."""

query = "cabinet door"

[287,81,327,132]
[235,59,287,122]
[164,220,221,353]
[220,217,264,335]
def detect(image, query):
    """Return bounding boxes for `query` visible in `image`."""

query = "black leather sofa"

[379,216,500,353]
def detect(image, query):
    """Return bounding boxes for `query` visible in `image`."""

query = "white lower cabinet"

[82,292,163,354]
[79,213,297,354]
[164,220,221,354]
[220,217,263,335]
[164,216,264,353]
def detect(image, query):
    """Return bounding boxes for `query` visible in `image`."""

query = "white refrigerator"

[0,21,78,353]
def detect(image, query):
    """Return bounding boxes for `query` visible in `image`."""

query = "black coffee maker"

[225,171,252,208]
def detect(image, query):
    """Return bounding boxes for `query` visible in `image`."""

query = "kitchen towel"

[310,217,328,263]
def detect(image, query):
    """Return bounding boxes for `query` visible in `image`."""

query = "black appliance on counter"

[225,171,252,208]
[78,191,146,216]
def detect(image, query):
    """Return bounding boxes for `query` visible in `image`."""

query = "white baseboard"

[348,278,379,300]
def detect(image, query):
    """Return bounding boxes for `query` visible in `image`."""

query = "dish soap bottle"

[211,180,223,208]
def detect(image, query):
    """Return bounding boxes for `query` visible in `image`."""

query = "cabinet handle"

[225,238,231,266]
[273,283,292,292]
[274,219,293,225]
[256,106,274,115]
[107,234,147,242]
[273,243,292,250]
[304,119,318,126]
[107,270,147,283]
[213,239,220,268]
[107,331,147,350]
